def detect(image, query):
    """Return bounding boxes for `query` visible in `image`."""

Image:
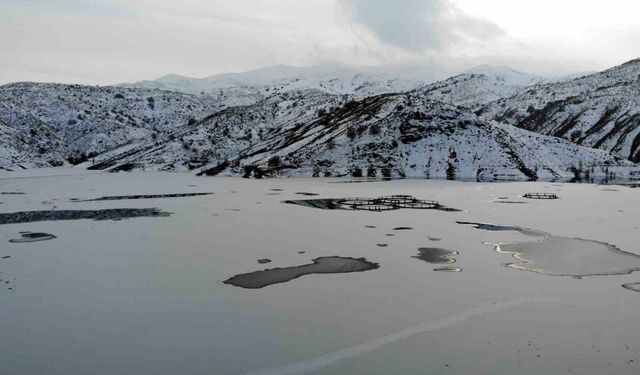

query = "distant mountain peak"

[118,63,434,97]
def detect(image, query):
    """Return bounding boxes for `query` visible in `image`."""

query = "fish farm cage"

[523,193,559,200]
[336,195,441,211]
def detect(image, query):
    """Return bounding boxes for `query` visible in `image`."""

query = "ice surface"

[0,169,639,375]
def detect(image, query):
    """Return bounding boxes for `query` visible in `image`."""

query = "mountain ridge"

[1,59,639,178]
[478,58,640,162]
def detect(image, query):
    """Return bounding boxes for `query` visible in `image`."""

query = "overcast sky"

[1,0,640,85]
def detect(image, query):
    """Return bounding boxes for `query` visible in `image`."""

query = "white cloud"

[339,0,505,51]
[0,0,639,85]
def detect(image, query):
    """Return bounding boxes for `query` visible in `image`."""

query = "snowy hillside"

[478,59,640,162]
[78,88,631,179]
[2,61,639,176]
[0,83,218,164]
[0,106,67,169]
[413,65,545,110]
[170,94,632,180]
[83,90,349,172]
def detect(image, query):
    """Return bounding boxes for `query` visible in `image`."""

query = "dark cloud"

[340,0,505,51]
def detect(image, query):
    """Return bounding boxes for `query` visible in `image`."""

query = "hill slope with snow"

[478,59,640,162]
[204,93,631,180]
[1,61,639,177]
[85,90,348,172]
[81,92,631,180]
[0,83,218,165]
[413,65,546,110]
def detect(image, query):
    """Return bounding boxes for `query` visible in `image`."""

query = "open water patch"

[0,208,171,225]
[413,248,459,264]
[9,232,57,243]
[75,192,212,202]
[224,257,379,289]
[434,267,463,272]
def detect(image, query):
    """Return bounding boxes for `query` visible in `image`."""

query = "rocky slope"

[86,92,631,180]
[2,61,639,178]
[0,82,217,165]
[413,66,543,111]
[478,59,640,162]
[204,93,631,180]
[0,105,67,168]
[84,90,349,172]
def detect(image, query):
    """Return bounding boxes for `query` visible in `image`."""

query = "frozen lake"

[1,168,639,374]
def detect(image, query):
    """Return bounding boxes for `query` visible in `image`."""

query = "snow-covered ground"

[1,170,639,374]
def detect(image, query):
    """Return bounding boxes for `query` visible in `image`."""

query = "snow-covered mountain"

[0,82,218,166]
[412,65,545,110]
[477,59,640,162]
[1,60,638,177]
[123,63,433,94]
[121,63,430,106]
[85,89,348,172]
[208,93,631,180]
[0,102,68,168]
[82,92,632,180]
[124,63,550,115]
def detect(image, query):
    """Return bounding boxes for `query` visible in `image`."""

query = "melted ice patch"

[458,221,640,277]
[497,237,640,277]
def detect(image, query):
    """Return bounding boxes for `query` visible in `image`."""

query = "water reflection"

[413,248,459,264]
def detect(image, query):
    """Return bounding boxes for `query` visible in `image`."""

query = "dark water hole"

[76,192,212,202]
[413,248,459,264]
[0,208,171,225]
[434,267,463,272]
[9,232,57,243]
[457,221,546,237]
[224,256,379,289]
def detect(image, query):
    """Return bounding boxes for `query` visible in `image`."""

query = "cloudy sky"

[1,0,639,85]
